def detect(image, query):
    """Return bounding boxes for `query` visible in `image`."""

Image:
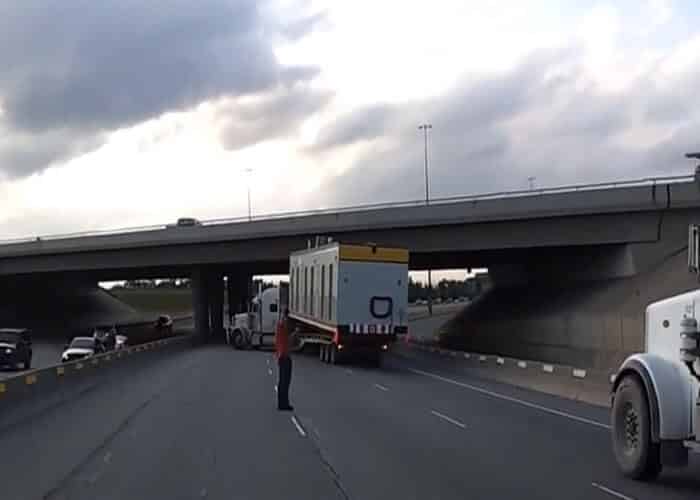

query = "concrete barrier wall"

[0,335,192,429]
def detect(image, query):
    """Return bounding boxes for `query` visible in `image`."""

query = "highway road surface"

[1,318,700,499]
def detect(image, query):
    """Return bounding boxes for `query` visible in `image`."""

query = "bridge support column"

[226,271,251,317]
[192,268,210,343]
[209,272,224,339]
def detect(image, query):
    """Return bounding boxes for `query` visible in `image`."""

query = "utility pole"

[419,123,433,315]
[418,123,432,204]
[245,167,253,222]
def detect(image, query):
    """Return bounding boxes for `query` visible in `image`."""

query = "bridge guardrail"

[0,174,692,245]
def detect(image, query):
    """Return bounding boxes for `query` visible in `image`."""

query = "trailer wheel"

[612,375,661,480]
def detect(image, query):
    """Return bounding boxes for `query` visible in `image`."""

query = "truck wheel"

[612,375,662,480]
[232,330,245,350]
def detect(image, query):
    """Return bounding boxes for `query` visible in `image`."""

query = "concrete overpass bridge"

[1,173,700,371]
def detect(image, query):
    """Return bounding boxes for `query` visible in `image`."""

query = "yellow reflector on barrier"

[56,366,65,376]
[25,374,37,385]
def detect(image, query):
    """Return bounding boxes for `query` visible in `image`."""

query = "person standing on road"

[275,308,294,411]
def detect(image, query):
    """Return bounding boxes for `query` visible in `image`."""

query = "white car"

[115,335,128,349]
[61,337,101,362]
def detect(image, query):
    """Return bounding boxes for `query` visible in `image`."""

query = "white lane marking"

[345,368,353,375]
[543,364,554,373]
[496,357,505,365]
[291,416,307,437]
[573,368,587,379]
[591,482,635,500]
[517,361,527,368]
[267,358,270,365]
[431,410,466,429]
[374,383,389,392]
[410,368,611,430]
[274,385,278,393]
[268,368,273,375]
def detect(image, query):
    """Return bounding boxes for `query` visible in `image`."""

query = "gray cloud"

[0,0,324,179]
[311,47,700,207]
[218,84,333,150]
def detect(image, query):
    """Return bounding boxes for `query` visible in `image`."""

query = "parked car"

[115,335,128,349]
[0,328,32,370]
[155,315,173,335]
[61,337,101,362]
[93,326,117,351]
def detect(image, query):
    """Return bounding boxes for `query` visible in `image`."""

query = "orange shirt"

[275,320,290,358]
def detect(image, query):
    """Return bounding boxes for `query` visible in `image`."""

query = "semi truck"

[226,238,409,366]
[611,224,700,479]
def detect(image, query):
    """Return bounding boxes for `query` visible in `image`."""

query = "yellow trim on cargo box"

[339,244,408,264]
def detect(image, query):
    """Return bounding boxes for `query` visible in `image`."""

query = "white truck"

[611,224,700,479]
[226,285,286,350]
[226,239,409,366]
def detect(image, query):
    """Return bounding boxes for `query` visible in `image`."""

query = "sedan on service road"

[61,337,101,363]
[154,315,173,336]
[0,329,32,370]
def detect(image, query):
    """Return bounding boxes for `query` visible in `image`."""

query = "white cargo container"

[288,241,409,366]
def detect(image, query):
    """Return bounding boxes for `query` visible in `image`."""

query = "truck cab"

[228,286,285,349]
[611,224,700,479]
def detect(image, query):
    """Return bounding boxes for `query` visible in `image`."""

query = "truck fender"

[612,354,693,441]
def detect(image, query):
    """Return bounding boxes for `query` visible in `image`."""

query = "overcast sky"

[1,0,700,239]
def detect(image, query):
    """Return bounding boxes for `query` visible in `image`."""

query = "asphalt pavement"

[1,314,700,499]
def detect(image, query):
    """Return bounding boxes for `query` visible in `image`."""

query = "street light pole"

[418,123,432,204]
[245,168,253,222]
[418,123,433,315]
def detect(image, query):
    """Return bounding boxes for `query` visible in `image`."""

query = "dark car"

[0,328,33,370]
[93,326,117,351]
[155,315,173,335]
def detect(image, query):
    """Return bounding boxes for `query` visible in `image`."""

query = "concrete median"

[0,335,192,430]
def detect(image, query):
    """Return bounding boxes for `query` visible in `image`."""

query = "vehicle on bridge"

[611,223,700,480]
[0,328,32,370]
[226,239,409,366]
[61,336,102,362]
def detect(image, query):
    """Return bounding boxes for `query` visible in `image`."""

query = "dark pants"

[277,355,292,408]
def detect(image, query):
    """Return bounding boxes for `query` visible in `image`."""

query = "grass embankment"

[110,288,193,316]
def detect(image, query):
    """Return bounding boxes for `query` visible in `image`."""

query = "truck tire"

[612,375,662,480]
[232,330,246,350]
